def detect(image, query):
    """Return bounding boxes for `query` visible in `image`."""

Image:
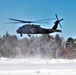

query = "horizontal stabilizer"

[55,30,62,32]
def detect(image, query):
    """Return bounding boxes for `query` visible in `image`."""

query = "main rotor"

[6,14,63,27]
[6,17,56,24]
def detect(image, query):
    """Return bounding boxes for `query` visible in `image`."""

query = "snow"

[0,57,76,64]
[0,69,76,75]
[0,58,76,75]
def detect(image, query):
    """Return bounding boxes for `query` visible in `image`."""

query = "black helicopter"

[7,14,63,37]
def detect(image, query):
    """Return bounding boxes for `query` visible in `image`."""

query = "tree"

[55,34,62,47]
[0,32,18,57]
[67,37,74,43]
[66,37,74,49]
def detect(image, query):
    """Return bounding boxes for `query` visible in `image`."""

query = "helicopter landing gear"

[20,34,22,37]
[47,34,50,38]
[27,34,31,37]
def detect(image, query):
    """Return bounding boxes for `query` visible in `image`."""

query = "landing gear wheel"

[27,34,31,37]
[20,34,22,37]
[47,34,50,38]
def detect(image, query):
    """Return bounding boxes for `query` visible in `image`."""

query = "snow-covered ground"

[0,58,76,75]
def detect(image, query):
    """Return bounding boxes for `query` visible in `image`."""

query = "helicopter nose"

[16,29,20,33]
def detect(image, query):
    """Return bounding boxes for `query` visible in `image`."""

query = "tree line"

[0,32,76,59]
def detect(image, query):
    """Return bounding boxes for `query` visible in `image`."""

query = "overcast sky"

[0,0,76,39]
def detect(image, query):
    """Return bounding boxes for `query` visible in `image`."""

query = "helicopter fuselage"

[16,24,62,37]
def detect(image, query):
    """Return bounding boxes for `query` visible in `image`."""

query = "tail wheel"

[47,34,50,38]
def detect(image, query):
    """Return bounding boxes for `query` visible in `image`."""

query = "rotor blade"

[9,18,55,24]
[59,19,64,28]
[5,22,22,24]
[6,21,48,24]
[9,18,55,22]
[9,18,24,22]
[9,18,32,23]
[31,21,49,23]
[60,18,64,21]
[33,18,56,22]
[55,14,59,20]
[59,23,62,28]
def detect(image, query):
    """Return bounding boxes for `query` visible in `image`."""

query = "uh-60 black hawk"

[7,14,63,37]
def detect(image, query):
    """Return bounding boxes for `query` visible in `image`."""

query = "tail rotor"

[55,14,63,28]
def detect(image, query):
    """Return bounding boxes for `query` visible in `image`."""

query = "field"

[0,58,76,75]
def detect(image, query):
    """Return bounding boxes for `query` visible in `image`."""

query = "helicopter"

[7,14,63,37]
